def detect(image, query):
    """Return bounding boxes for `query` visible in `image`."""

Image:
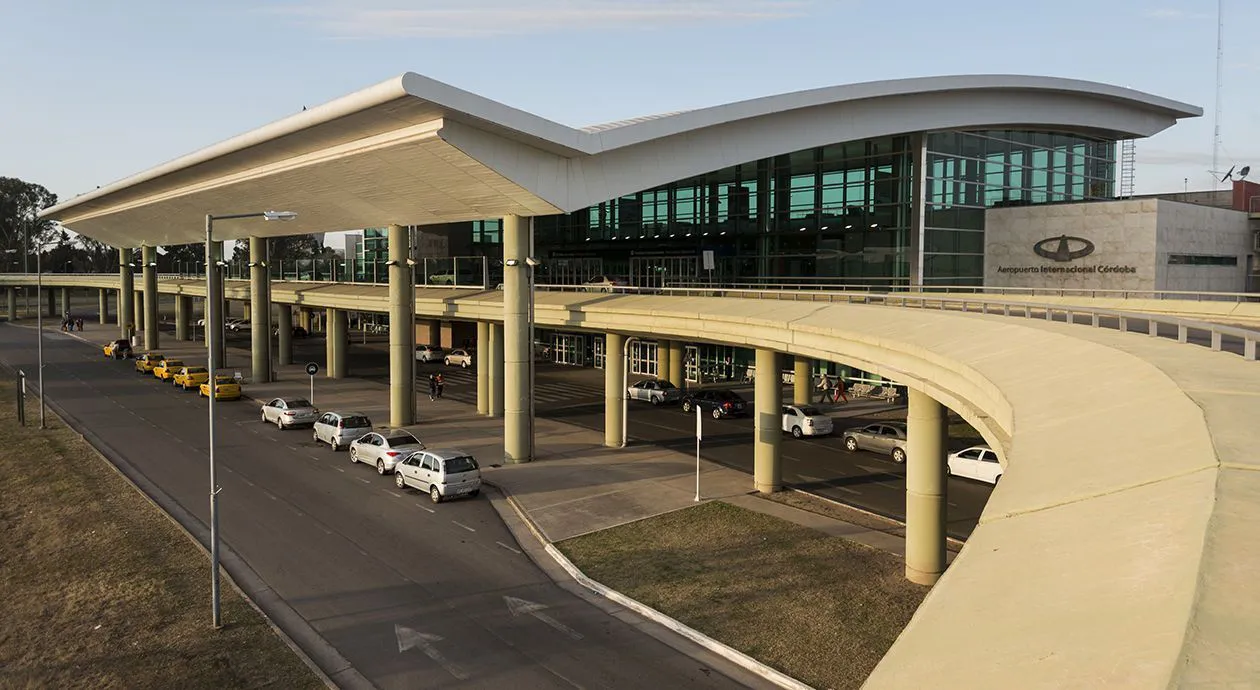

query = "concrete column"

[793,356,812,405]
[206,241,226,369]
[325,308,335,376]
[175,295,191,341]
[277,306,293,366]
[489,322,504,417]
[118,248,133,339]
[476,321,490,415]
[668,340,684,388]
[98,288,109,324]
[46,289,56,317]
[387,224,415,427]
[656,340,671,382]
[59,288,69,317]
[249,237,272,384]
[133,292,144,331]
[605,332,626,447]
[142,245,158,350]
[6,288,16,321]
[502,214,531,463]
[753,349,782,494]
[327,308,348,379]
[905,389,948,585]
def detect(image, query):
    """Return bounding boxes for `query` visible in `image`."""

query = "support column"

[476,321,490,415]
[175,295,191,341]
[605,332,626,448]
[668,340,684,388]
[59,288,69,317]
[327,308,347,379]
[118,248,133,339]
[249,237,272,384]
[142,245,158,350]
[277,306,293,366]
[387,224,415,427]
[98,288,109,324]
[502,214,531,463]
[206,242,226,369]
[656,340,671,382]
[905,389,947,585]
[6,288,16,321]
[753,349,782,494]
[489,322,504,417]
[793,356,812,405]
[46,289,56,317]
[134,292,144,331]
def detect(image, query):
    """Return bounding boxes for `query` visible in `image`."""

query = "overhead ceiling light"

[719,231,727,235]
[262,211,298,222]
[844,224,853,229]
[870,223,879,228]
[821,226,829,230]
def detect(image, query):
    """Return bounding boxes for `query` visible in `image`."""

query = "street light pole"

[36,244,45,428]
[204,209,296,629]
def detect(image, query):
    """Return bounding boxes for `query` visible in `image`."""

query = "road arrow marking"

[504,596,583,640]
[394,625,468,680]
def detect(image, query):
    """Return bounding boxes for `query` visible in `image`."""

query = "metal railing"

[661,279,1260,303]
[164,256,497,288]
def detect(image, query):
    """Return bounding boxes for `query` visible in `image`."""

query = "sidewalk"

[65,320,932,560]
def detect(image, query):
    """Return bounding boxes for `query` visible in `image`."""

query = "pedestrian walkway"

[58,319,927,560]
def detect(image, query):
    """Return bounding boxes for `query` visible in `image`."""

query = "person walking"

[831,377,848,404]
[428,373,437,401]
[434,373,445,400]
[816,374,831,403]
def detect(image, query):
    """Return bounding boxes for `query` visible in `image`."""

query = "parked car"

[228,319,250,332]
[394,448,482,503]
[841,422,909,463]
[103,339,132,359]
[273,325,309,338]
[313,411,373,451]
[582,275,628,292]
[134,352,165,374]
[172,366,210,391]
[626,379,681,406]
[681,389,747,419]
[199,375,241,401]
[350,430,426,475]
[782,405,833,438]
[260,397,320,429]
[947,445,1003,485]
[444,349,473,368]
[415,345,445,363]
[152,358,185,382]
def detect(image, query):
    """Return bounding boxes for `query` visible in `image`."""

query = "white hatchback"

[313,411,374,451]
[947,446,1003,485]
[394,449,482,503]
[349,430,425,474]
[781,405,833,438]
[415,345,445,362]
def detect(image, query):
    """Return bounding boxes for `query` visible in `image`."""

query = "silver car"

[260,397,320,429]
[349,430,425,475]
[626,379,681,406]
[394,448,482,503]
[313,411,374,451]
[841,422,909,463]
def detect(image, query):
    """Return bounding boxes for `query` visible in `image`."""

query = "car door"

[314,413,331,441]
[262,398,279,422]
[978,449,1002,483]
[781,406,795,432]
[357,433,381,463]
[398,454,422,487]
[419,454,439,489]
[951,448,983,480]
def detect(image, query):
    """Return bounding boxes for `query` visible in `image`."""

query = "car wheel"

[376,460,386,475]
[349,447,359,464]
[261,411,267,423]
[444,358,451,366]
[276,417,284,430]
[430,486,442,504]
[844,436,858,452]
[792,426,803,439]
[461,361,469,369]
[711,408,722,420]
[313,431,320,444]
[395,472,406,489]
[469,489,480,498]
[650,396,661,406]
[682,401,692,413]
[945,464,953,477]
[330,439,339,452]
[892,447,907,464]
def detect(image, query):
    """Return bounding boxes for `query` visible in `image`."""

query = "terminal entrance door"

[550,258,604,286]
[630,256,699,289]
[592,335,606,369]
[684,345,700,383]
[552,333,586,366]
[630,340,658,376]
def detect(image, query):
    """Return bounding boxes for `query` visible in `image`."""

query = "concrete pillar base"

[753,349,783,494]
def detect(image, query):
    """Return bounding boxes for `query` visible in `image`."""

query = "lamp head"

[524,257,542,267]
[262,211,298,222]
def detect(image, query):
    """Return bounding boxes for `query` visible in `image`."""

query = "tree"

[229,234,324,263]
[0,177,59,270]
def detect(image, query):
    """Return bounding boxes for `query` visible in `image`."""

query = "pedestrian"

[76,318,83,331]
[435,373,445,399]
[832,377,848,404]
[428,373,437,401]
[816,374,831,403]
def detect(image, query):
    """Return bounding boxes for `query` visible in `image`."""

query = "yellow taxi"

[200,375,242,401]
[152,358,185,381]
[134,353,165,374]
[102,339,132,358]
[172,366,210,391]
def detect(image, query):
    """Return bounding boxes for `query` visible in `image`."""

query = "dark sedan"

[680,389,747,419]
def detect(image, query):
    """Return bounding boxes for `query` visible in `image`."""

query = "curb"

[484,479,817,690]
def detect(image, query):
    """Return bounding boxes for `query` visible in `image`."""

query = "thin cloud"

[1144,8,1211,19]
[267,0,813,38]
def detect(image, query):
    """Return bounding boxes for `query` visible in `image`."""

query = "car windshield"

[289,399,312,408]
[798,406,822,416]
[214,376,233,384]
[341,415,371,428]
[443,456,479,474]
[385,433,419,446]
[188,367,207,374]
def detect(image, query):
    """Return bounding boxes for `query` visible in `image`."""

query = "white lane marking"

[947,501,958,508]
[387,491,403,498]
[415,503,436,514]
[395,626,469,680]
[267,494,277,501]
[321,527,332,535]
[335,467,345,473]
[242,479,256,487]
[496,541,522,554]
[287,445,299,451]
[451,520,475,533]
[357,477,371,484]
[504,596,583,640]
[309,455,322,461]
[294,511,304,517]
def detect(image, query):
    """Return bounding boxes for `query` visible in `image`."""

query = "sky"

[2,0,1257,210]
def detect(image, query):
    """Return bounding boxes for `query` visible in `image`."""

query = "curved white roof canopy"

[40,72,1201,247]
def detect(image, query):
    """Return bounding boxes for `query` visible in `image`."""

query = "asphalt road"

[0,322,756,690]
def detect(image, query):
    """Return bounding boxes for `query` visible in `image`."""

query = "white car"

[394,448,482,503]
[350,430,425,475]
[228,319,250,332]
[415,345,445,362]
[582,275,627,293]
[444,349,473,368]
[260,397,320,429]
[947,446,1003,485]
[313,411,374,451]
[626,379,681,405]
[781,405,833,438]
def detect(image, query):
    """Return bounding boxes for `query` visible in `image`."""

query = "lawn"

[557,500,928,690]
[0,379,323,690]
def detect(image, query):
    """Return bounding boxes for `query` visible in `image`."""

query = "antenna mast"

[1212,0,1224,190]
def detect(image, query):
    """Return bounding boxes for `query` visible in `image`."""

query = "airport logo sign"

[1033,235,1095,262]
